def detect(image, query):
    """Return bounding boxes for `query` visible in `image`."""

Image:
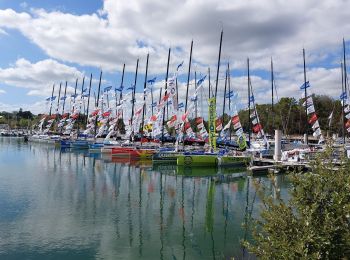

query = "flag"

[252,118,258,125]
[232,115,240,125]
[60,96,67,100]
[151,102,157,108]
[345,119,350,128]
[253,123,262,133]
[177,61,184,71]
[308,113,318,124]
[233,122,242,130]
[178,102,184,109]
[215,118,222,131]
[82,88,88,93]
[307,105,315,115]
[82,93,89,97]
[312,120,320,130]
[328,111,333,128]
[197,75,207,86]
[225,90,234,99]
[344,105,350,113]
[71,94,78,98]
[115,86,123,92]
[313,128,321,137]
[127,84,135,90]
[51,96,57,101]
[45,97,51,101]
[102,111,111,117]
[300,81,310,90]
[249,95,255,103]
[147,77,156,84]
[190,96,197,102]
[340,91,347,100]
[302,97,313,107]
[104,86,112,92]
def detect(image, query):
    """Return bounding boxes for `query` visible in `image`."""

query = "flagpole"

[343,39,348,145]
[303,48,308,145]
[94,70,103,137]
[141,53,149,146]
[161,48,171,143]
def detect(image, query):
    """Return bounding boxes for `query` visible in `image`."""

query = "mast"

[151,85,154,115]
[86,73,92,124]
[49,84,55,116]
[130,59,139,129]
[214,30,223,99]
[141,53,149,145]
[94,70,103,136]
[161,48,171,143]
[195,71,197,119]
[303,48,308,145]
[119,63,126,103]
[185,40,193,112]
[228,63,232,140]
[344,39,348,97]
[56,82,62,116]
[247,58,251,145]
[271,58,275,132]
[61,81,68,115]
[222,65,228,125]
[208,67,211,99]
[341,62,345,144]
[80,76,85,112]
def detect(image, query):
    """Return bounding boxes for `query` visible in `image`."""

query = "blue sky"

[0,0,348,115]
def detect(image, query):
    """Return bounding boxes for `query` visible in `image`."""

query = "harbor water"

[0,137,290,259]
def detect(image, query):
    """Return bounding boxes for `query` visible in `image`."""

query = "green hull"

[152,152,180,164]
[177,154,217,167]
[219,156,251,167]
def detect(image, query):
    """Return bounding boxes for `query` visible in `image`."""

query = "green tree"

[244,148,350,259]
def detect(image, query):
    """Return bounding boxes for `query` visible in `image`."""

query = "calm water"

[0,137,290,259]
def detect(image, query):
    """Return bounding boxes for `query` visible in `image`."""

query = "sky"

[0,0,349,115]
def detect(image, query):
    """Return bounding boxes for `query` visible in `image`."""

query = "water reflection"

[0,137,290,259]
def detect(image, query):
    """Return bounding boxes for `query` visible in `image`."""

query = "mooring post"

[274,129,282,161]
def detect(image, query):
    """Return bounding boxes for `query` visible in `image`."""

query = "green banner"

[208,97,216,151]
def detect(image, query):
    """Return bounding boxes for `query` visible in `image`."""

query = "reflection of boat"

[152,151,180,163]
[128,148,155,158]
[176,166,246,178]
[71,140,91,149]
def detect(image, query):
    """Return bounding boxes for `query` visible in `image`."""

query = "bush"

[243,148,350,259]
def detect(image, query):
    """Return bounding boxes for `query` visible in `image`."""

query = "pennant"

[252,118,258,125]
[344,105,350,114]
[345,120,350,129]
[215,118,222,131]
[313,128,321,137]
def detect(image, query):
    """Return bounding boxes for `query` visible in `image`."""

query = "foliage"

[243,148,350,259]
[239,95,342,136]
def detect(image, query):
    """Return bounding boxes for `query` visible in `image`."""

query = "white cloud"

[0,89,5,94]
[0,58,84,97]
[0,0,348,112]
